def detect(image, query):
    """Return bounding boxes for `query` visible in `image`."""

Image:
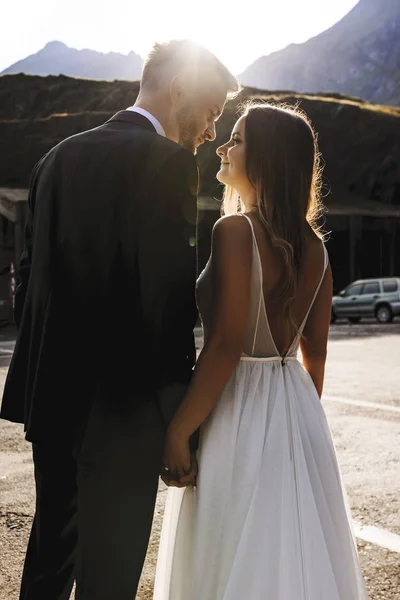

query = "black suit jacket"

[0,111,199,451]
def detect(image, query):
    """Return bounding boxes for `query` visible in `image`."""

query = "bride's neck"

[237,191,257,213]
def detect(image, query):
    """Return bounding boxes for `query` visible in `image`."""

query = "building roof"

[2,190,400,222]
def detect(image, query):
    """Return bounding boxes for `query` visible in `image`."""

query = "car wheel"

[375,304,393,324]
[330,310,337,324]
[348,317,361,324]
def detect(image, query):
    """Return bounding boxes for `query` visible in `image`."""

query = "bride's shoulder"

[210,215,253,259]
[212,214,252,241]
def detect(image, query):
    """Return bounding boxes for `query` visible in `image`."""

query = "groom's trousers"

[19,392,166,600]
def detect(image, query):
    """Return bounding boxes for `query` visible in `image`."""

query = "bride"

[154,102,368,600]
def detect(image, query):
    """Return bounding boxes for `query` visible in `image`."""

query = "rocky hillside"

[0,74,140,122]
[1,41,143,81]
[240,0,400,106]
[1,74,399,212]
[1,74,399,288]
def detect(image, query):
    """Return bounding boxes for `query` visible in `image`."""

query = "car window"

[362,282,380,295]
[346,284,363,296]
[383,280,398,293]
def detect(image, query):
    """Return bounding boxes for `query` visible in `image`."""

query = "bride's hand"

[163,426,191,482]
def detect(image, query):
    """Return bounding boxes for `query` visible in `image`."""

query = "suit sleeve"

[139,147,199,386]
[14,156,46,328]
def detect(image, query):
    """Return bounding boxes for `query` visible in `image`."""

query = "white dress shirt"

[126,106,166,137]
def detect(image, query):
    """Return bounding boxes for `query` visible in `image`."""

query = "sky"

[1,0,360,74]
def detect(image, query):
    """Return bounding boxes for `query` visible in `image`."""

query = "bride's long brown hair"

[223,101,325,330]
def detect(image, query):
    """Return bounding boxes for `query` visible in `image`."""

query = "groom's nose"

[205,123,216,142]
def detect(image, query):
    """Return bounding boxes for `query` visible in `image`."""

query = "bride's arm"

[300,263,333,398]
[164,215,252,477]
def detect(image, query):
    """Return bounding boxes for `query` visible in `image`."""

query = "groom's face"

[175,72,227,154]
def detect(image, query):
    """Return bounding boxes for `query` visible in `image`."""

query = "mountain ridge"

[1,41,143,81]
[239,0,400,105]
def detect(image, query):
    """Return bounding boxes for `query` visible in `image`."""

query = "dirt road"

[1,323,399,599]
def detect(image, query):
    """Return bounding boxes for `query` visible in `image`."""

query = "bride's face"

[216,116,248,189]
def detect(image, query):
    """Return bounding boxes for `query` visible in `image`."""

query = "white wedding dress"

[154,214,368,600]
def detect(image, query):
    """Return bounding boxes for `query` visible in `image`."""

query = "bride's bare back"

[248,214,332,357]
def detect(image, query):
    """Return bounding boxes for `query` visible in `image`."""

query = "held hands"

[161,426,198,488]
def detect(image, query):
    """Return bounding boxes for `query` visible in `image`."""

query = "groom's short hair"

[141,40,240,97]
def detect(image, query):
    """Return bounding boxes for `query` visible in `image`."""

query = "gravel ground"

[1,323,399,599]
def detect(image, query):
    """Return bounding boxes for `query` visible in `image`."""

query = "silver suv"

[331,278,400,324]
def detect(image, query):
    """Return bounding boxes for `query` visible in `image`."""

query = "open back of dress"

[240,213,328,359]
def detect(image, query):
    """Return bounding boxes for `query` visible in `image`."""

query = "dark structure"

[0,188,29,305]
[2,191,399,297]
[198,198,400,293]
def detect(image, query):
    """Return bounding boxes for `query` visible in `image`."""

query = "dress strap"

[285,243,329,357]
[240,213,263,356]
[240,213,256,237]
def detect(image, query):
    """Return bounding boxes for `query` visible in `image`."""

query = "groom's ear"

[170,75,185,108]
[170,69,196,109]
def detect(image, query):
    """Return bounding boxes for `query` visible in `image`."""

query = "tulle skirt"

[154,358,368,600]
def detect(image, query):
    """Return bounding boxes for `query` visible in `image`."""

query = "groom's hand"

[160,452,198,488]
[180,453,198,486]
[160,467,185,488]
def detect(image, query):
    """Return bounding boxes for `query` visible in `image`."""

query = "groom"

[0,40,238,599]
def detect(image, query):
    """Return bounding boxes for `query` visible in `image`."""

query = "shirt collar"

[126,106,166,137]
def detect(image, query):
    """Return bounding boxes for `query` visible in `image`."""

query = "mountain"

[240,0,400,106]
[0,41,143,81]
